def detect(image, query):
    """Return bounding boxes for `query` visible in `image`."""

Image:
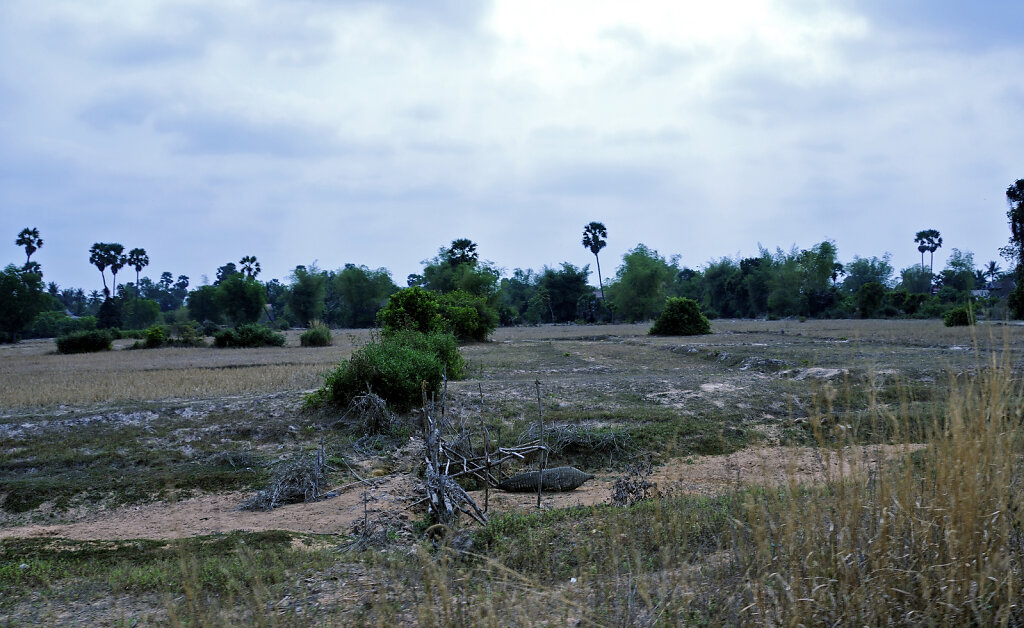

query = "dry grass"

[0,330,371,408]
[4,320,1024,625]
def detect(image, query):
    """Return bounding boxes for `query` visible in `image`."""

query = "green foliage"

[898,264,932,294]
[186,284,223,324]
[416,240,500,299]
[649,297,711,336]
[855,282,887,318]
[215,275,267,325]
[376,286,444,335]
[325,264,398,328]
[121,298,161,329]
[943,306,975,327]
[144,325,167,348]
[163,321,207,347]
[213,324,286,348]
[55,329,113,354]
[439,290,499,341]
[605,244,679,322]
[539,263,593,322]
[309,331,464,412]
[287,265,326,326]
[96,297,122,329]
[28,312,97,339]
[841,254,894,295]
[0,264,47,342]
[300,321,332,347]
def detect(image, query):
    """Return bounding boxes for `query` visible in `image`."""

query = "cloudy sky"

[3,0,1023,292]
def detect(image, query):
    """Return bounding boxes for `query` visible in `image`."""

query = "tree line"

[4,178,1024,342]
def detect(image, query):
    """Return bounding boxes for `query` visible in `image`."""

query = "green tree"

[582,221,608,300]
[538,263,592,322]
[109,247,127,297]
[88,243,123,297]
[938,249,976,297]
[125,248,149,327]
[325,264,397,328]
[841,255,894,295]
[0,264,47,342]
[443,239,478,267]
[239,255,261,279]
[419,240,499,299]
[215,275,267,325]
[187,285,222,323]
[983,261,1002,285]
[15,228,43,268]
[855,282,887,318]
[126,248,149,290]
[914,229,942,288]
[605,244,679,322]
[497,268,538,325]
[376,286,444,335]
[287,265,327,326]
[898,264,932,295]
[215,262,238,285]
[1004,179,1024,318]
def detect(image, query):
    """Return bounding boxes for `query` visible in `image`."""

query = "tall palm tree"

[582,222,608,300]
[89,243,115,297]
[127,248,150,291]
[108,246,126,297]
[239,255,261,279]
[914,229,942,290]
[15,228,43,267]
[984,260,1002,285]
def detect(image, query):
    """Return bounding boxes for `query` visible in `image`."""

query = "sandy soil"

[0,443,920,541]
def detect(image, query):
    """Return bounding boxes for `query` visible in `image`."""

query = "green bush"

[943,306,975,327]
[166,321,207,347]
[300,321,332,347]
[649,297,711,336]
[376,287,444,335]
[144,325,167,348]
[56,329,113,354]
[29,312,97,338]
[439,290,498,341]
[309,331,463,412]
[213,324,286,348]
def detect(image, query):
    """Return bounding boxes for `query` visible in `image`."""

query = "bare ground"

[0,443,919,541]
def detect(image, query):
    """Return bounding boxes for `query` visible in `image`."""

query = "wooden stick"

[479,383,490,512]
[535,379,545,509]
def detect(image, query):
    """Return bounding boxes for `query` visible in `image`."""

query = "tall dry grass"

[357,353,1024,626]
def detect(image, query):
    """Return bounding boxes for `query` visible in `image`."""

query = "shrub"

[300,321,332,347]
[376,287,444,335]
[144,325,167,348]
[943,306,975,327]
[56,329,113,354]
[168,321,207,347]
[29,312,97,338]
[309,331,463,412]
[649,297,711,336]
[439,290,498,341]
[214,324,286,348]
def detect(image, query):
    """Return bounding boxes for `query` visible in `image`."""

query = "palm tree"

[108,246,126,297]
[984,261,1002,286]
[15,228,43,267]
[89,243,115,297]
[126,248,149,327]
[239,255,261,279]
[582,222,608,300]
[127,248,150,291]
[914,229,942,290]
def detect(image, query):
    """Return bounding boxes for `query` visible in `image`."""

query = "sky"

[3,0,1024,293]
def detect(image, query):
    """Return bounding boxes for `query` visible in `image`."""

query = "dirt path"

[0,444,920,541]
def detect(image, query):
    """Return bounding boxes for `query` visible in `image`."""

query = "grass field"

[1,320,1023,625]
